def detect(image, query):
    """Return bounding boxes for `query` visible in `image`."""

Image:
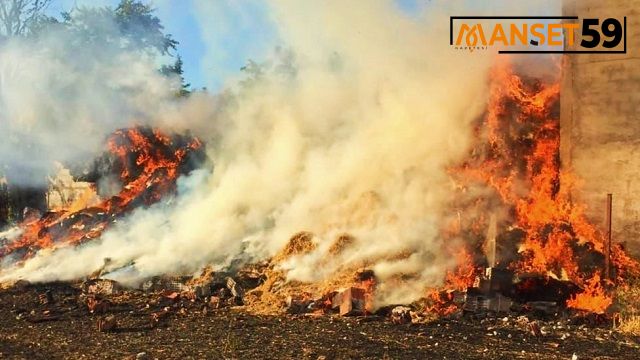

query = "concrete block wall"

[561,0,640,254]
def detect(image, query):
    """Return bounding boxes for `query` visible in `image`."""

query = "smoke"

[1,0,561,305]
[0,8,180,186]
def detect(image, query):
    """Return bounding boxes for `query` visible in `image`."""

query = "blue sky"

[45,1,562,90]
[48,0,209,89]
[46,0,424,91]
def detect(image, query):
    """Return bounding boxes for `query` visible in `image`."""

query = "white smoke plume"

[1,0,560,305]
[0,8,180,186]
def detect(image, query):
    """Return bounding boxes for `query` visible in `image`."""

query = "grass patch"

[615,277,640,335]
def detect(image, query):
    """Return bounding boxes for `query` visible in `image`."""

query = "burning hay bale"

[243,231,381,317]
[417,63,640,320]
[272,267,375,317]
[0,126,206,263]
[243,233,317,314]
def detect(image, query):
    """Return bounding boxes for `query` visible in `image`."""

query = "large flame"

[441,58,639,314]
[0,127,202,261]
[566,272,612,314]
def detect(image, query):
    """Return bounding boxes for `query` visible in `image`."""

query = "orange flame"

[440,58,639,315]
[427,246,476,315]
[1,127,202,261]
[566,273,612,314]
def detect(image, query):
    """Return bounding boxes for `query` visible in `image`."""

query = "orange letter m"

[455,23,487,47]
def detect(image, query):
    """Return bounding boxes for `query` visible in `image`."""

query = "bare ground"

[0,283,639,359]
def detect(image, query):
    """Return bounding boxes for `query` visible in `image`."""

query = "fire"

[426,247,476,315]
[566,272,612,314]
[0,127,203,261]
[440,58,640,314]
[444,247,477,292]
[1,57,638,319]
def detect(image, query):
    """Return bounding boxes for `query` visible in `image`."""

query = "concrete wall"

[561,0,640,254]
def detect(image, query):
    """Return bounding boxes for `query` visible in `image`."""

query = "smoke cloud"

[0,9,180,186]
[0,0,561,305]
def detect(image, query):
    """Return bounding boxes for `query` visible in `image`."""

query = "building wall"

[561,0,640,254]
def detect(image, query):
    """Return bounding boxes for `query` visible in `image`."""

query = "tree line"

[0,0,190,95]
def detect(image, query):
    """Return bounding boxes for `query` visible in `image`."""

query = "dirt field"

[0,282,639,359]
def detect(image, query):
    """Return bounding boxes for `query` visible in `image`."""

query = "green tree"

[60,0,190,93]
[115,0,177,56]
[1,1,191,93]
[160,55,191,96]
[0,0,51,37]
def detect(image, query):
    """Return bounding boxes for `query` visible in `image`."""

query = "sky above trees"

[44,0,423,91]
